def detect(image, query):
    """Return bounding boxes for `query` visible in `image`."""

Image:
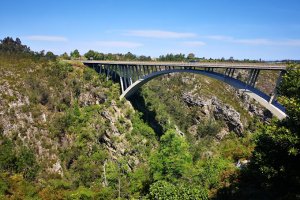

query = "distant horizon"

[1,0,300,60]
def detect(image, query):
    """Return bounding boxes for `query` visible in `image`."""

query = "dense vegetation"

[68,48,279,63]
[0,37,299,199]
[236,64,300,199]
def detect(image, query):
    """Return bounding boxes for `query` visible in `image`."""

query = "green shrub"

[197,119,223,138]
[67,186,94,200]
[16,147,39,181]
[148,181,208,200]
[150,130,192,183]
[0,136,17,172]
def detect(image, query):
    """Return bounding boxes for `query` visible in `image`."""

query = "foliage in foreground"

[250,64,300,198]
[220,64,300,199]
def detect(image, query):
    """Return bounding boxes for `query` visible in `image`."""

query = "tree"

[124,52,136,61]
[150,129,192,183]
[249,64,300,198]
[187,53,195,60]
[45,51,57,60]
[0,136,39,181]
[148,181,208,200]
[84,50,96,60]
[16,147,39,181]
[84,50,104,60]
[70,49,80,59]
[0,37,30,53]
[0,136,16,172]
[60,52,70,60]
[148,181,178,200]
[138,55,152,61]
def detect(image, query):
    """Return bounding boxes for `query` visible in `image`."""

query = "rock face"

[211,97,244,136]
[0,65,145,178]
[79,89,107,106]
[235,90,272,122]
[98,100,142,170]
[0,81,63,176]
[182,92,244,136]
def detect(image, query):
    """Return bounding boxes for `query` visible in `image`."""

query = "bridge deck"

[83,60,287,70]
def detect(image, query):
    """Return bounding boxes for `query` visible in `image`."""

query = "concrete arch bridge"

[83,60,287,119]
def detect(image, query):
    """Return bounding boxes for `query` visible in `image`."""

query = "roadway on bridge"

[83,60,287,119]
[83,60,286,70]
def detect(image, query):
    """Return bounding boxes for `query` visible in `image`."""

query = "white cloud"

[234,38,300,46]
[125,30,197,39]
[25,35,68,42]
[275,39,300,46]
[233,38,272,45]
[202,35,233,41]
[203,35,300,46]
[95,41,143,48]
[182,41,206,47]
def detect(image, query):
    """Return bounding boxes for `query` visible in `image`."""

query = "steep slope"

[0,56,158,199]
[132,72,270,139]
[0,48,274,199]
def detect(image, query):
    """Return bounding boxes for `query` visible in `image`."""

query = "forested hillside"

[0,38,299,199]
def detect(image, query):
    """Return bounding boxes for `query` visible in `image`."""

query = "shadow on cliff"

[128,90,164,138]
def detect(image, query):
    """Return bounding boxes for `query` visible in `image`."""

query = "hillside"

[0,38,298,199]
[0,52,161,198]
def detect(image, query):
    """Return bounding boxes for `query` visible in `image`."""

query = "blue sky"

[1,0,300,60]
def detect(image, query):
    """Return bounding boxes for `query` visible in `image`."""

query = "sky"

[1,0,300,60]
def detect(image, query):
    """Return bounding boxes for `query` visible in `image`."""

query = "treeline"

[0,37,57,61]
[1,37,296,63]
[66,49,265,63]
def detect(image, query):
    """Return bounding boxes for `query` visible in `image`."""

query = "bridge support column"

[250,69,260,87]
[269,70,285,104]
[135,65,140,79]
[224,68,229,76]
[106,65,110,81]
[243,69,255,92]
[126,65,132,88]
[246,69,260,87]
[114,65,117,80]
[142,65,146,77]
[230,69,235,77]
[123,77,128,90]
[120,77,124,93]
[147,66,151,75]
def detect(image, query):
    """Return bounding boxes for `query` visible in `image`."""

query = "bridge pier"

[249,69,260,87]
[230,68,235,77]
[105,65,109,81]
[269,70,285,104]
[120,77,124,92]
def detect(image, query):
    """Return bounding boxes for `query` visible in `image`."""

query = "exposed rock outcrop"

[235,90,272,122]
[211,96,244,136]
[182,92,244,136]
[79,89,107,106]
[99,100,140,170]
[0,81,63,176]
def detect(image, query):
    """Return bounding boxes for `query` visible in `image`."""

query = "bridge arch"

[83,61,287,120]
[120,69,286,119]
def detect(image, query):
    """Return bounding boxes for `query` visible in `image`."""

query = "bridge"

[83,60,287,119]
